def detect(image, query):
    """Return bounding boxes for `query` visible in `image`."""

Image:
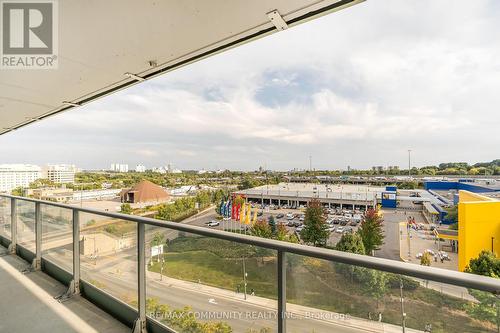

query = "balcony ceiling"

[0,0,363,135]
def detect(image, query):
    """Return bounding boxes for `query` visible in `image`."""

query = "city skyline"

[1,1,499,170]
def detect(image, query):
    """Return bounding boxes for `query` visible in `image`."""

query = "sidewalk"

[146,270,423,333]
[399,222,475,302]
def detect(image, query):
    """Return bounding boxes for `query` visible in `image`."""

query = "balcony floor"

[0,246,129,333]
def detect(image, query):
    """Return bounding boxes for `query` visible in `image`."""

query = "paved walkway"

[147,270,423,333]
[0,247,129,333]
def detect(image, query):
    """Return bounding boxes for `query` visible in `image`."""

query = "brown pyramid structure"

[120,180,169,204]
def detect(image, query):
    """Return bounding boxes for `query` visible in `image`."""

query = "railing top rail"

[1,193,499,293]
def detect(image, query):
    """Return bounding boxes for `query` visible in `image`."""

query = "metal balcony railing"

[0,193,499,333]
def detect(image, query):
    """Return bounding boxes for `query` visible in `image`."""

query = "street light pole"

[242,257,248,300]
[408,150,412,177]
[400,278,406,333]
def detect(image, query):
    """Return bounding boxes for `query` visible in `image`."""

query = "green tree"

[357,209,385,255]
[250,220,273,239]
[445,205,458,224]
[275,224,299,243]
[335,232,366,283]
[268,215,277,235]
[120,203,132,214]
[11,187,24,196]
[465,251,500,278]
[300,199,329,247]
[336,232,365,254]
[420,252,432,266]
[464,251,500,327]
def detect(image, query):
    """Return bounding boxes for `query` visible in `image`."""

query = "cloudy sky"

[1,0,499,171]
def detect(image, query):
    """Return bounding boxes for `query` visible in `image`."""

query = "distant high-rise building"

[42,164,77,184]
[135,164,146,173]
[388,166,400,171]
[0,164,41,192]
[372,166,385,172]
[152,167,167,174]
[110,164,129,173]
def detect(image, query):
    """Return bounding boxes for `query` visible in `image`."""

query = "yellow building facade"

[458,190,500,271]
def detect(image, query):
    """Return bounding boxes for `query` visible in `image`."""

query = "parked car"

[296,225,304,232]
[287,220,295,227]
[328,226,336,232]
[207,221,220,227]
[335,226,345,233]
[293,221,302,227]
[276,213,285,219]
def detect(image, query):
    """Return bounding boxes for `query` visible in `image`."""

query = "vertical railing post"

[133,222,147,333]
[8,198,17,254]
[72,209,80,294]
[32,201,41,270]
[278,250,287,333]
[54,208,81,301]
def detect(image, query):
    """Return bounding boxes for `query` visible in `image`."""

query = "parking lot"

[187,204,366,248]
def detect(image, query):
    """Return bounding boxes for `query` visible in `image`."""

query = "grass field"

[149,236,495,333]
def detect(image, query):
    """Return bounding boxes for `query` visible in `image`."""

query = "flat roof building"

[42,164,77,184]
[235,183,384,210]
[0,164,41,193]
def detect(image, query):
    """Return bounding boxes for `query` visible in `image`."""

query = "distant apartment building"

[372,166,385,172]
[0,164,41,192]
[110,163,129,173]
[135,164,146,173]
[388,166,400,171]
[152,167,167,174]
[42,164,77,184]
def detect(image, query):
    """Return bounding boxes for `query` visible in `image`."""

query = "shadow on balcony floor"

[0,246,129,333]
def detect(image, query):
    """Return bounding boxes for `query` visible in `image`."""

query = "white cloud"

[0,0,499,170]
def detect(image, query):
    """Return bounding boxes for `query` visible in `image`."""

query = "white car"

[335,226,345,233]
[328,226,336,232]
[296,225,304,232]
[207,221,220,227]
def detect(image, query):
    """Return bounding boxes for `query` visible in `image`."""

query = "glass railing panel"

[41,203,73,272]
[0,197,11,240]
[17,200,35,251]
[145,226,278,333]
[285,253,497,333]
[79,212,138,309]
